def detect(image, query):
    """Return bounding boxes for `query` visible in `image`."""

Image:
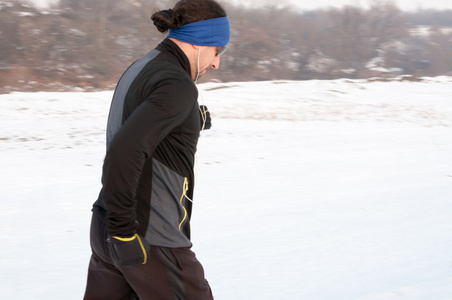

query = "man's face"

[192,46,223,80]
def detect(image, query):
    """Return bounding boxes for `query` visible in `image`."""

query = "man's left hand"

[199,105,211,130]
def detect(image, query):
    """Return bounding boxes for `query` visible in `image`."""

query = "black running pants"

[83,213,213,300]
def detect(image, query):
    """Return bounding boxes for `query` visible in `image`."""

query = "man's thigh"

[84,254,137,300]
[121,246,213,300]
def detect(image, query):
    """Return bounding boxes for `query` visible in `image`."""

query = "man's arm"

[102,78,197,238]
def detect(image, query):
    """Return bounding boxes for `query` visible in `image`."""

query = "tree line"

[0,0,451,92]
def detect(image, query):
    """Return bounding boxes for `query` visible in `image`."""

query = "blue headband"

[167,17,230,47]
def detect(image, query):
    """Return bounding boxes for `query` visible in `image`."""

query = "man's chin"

[193,70,207,80]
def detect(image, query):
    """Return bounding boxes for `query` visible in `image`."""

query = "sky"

[28,0,452,11]
[293,0,452,11]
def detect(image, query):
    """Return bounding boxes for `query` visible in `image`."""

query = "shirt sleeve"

[101,77,197,237]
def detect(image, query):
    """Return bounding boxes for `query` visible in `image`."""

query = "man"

[83,0,230,299]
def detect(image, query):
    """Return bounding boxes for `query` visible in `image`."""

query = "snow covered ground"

[1,77,452,299]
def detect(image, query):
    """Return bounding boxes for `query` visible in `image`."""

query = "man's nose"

[210,56,220,70]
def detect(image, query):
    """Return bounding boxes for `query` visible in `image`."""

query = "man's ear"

[192,45,200,51]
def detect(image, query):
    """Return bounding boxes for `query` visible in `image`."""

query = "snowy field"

[1,77,452,299]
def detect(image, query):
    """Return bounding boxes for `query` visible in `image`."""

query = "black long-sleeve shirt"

[93,39,200,247]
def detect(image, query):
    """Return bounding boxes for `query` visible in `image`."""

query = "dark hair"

[151,0,227,33]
